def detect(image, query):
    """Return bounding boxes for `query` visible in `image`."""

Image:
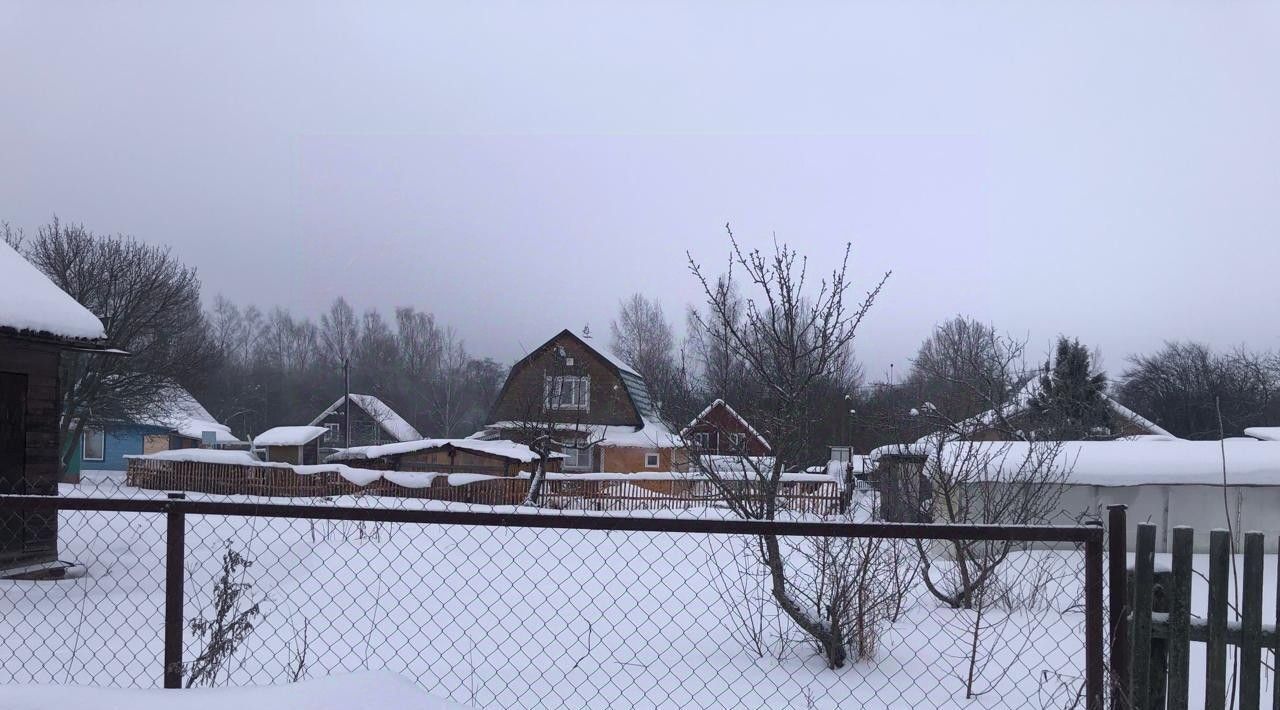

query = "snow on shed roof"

[136,385,240,444]
[1245,427,1280,442]
[0,240,105,342]
[253,426,328,447]
[309,393,421,442]
[129,448,263,465]
[327,438,560,464]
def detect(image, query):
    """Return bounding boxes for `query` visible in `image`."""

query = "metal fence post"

[164,492,186,689]
[1107,504,1129,710]
[1086,519,1106,710]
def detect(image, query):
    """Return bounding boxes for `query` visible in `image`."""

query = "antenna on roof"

[582,323,592,339]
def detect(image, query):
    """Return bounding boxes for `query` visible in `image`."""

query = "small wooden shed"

[253,426,327,465]
[0,241,109,576]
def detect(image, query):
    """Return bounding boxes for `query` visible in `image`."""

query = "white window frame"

[644,452,660,468]
[544,375,590,411]
[728,433,746,450]
[324,423,340,442]
[691,432,711,451]
[562,444,593,471]
[82,428,105,462]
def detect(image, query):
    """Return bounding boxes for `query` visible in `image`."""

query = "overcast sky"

[3,2,1278,380]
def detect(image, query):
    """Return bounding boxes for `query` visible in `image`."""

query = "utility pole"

[344,357,351,449]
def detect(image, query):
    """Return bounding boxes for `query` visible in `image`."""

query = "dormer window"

[544,375,590,411]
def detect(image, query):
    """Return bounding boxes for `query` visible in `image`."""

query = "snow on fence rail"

[124,457,842,514]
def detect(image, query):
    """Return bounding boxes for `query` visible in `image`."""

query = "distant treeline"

[8,217,1278,471]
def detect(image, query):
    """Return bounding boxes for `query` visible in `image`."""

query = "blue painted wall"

[75,424,169,472]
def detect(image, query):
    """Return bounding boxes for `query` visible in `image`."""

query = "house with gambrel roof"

[477,329,680,472]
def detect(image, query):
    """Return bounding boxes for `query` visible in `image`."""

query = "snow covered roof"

[872,438,1280,487]
[571,332,659,420]
[485,419,681,449]
[0,240,105,342]
[253,425,328,447]
[136,385,240,445]
[680,399,771,451]
[588,339,639,377]
[309,393,421,442]
[129,448,263,465]
[327,438,561,464]
[920,377,1174,441]
[1244,427,1280,442]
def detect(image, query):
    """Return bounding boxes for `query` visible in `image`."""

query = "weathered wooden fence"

[125,458,842,514]
[1123,516,1274,710]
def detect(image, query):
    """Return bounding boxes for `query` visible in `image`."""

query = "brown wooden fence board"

[126,459,842,515]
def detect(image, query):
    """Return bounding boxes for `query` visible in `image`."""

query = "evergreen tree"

[1029,337,1112,439]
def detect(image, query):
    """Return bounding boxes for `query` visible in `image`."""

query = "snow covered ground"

[0,670,474,710]
[3,481,1269,708]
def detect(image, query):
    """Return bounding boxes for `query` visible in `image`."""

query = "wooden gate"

[1119,509,1273,709]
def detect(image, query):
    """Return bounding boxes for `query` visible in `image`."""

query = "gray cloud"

[3,2,1278,377]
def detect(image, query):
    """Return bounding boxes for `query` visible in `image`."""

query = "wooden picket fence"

[1126,521,1274,710]
[125,458,842,515]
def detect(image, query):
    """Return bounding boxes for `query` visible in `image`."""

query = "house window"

[82,428,105,461]
[562,444,593,471]
[728,433,746,450]
[544,375,590,411]
[324,423,340,443]
[645,452,660,468]
[564,356,575,367]
[830,446,851,463]
[691,432,711,451]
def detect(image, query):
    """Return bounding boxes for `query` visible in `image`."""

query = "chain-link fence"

[0,492,1103,709]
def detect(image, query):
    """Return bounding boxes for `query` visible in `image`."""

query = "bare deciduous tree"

[890,327,1071,609]
[22,218,211,471]
[684,224,889,668]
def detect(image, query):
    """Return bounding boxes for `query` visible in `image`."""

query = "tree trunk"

[762,533,847,668]
[523,454,548,506]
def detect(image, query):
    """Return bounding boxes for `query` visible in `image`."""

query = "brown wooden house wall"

[0,339,61,569]
[684,403,770,456]
[490,332,640,427]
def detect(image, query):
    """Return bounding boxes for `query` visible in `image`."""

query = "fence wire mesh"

[0,487,1102,709]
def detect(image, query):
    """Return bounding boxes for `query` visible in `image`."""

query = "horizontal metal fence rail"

[0,494,1103,541]
[0,494,1106,709]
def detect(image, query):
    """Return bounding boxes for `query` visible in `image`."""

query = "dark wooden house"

[0,241,109,576]
[681,399,771,456]
[308,393,421,453]
[480,329,680,473]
